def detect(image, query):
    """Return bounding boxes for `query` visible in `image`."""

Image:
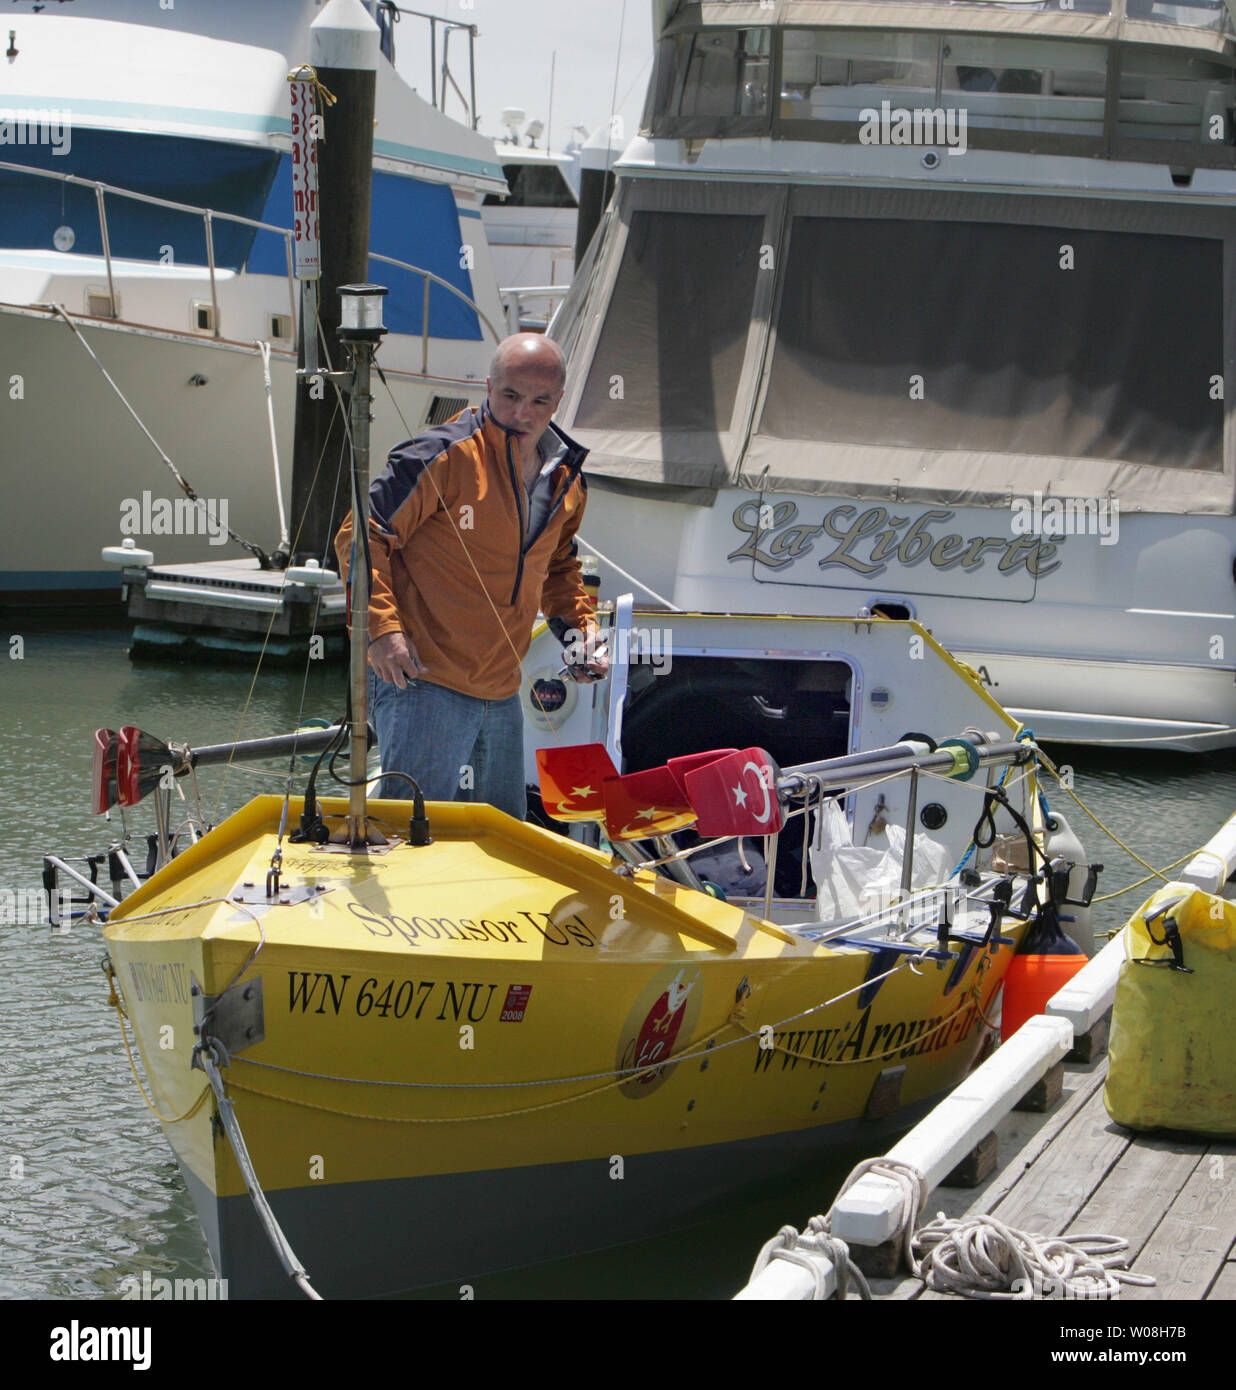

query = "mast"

[291,0,380,567]
[304,1,385,848]
[335,285,388,846]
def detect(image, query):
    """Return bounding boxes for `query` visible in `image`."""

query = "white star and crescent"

[742,759,773,825]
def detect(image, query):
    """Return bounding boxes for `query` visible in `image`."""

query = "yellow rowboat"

[77,610,1098,1298]
[101,743,1046,1297]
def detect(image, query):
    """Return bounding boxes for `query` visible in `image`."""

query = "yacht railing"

[0,160,296,338]
[702,0,1232,35]
[0,160,501,366]
[378,4,480,129]
[498,284,570,335]
[369,250,503,358]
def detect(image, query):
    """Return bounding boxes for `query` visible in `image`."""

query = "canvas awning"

[553,174,1235,515]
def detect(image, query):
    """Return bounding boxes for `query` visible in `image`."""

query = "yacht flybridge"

[553,0,1236,750]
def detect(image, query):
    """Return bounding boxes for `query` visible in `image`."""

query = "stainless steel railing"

[0,159,502,367]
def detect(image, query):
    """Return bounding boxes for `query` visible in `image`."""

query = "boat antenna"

[547,49,556,154]
[606,0,628,171]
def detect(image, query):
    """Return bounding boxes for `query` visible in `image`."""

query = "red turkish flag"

[665,748,739,799]
[602,764,697,841]
[684,747,783,837]
[535,744,619,822]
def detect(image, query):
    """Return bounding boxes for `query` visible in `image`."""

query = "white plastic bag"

[811,799,948,924]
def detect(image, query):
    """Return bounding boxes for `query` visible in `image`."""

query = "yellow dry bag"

[1105,883,1236,1136]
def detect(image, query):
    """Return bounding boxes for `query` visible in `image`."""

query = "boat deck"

[869,1052,1236,1301]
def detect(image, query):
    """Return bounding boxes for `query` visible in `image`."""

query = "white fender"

[1044,810,1095,956]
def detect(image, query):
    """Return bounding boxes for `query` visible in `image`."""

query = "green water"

[1,625,1232,1300]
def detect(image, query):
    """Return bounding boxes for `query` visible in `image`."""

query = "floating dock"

[113,555,346,663]
[737,814,1236,1302]
[739,993,1235,1302]
[869,1052,1235,1302]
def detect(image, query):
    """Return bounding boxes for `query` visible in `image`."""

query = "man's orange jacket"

[334,404,595,701]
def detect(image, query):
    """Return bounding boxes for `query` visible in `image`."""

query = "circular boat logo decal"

[523,665,578,731]
[616,966,703,1099]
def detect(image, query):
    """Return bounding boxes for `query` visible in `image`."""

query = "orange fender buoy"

[1000,953,1088,1042]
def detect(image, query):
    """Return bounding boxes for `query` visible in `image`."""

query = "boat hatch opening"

[619,654,852,900]
[865,601,913,622]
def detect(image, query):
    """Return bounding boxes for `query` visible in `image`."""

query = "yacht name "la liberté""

[728,499,1075,580]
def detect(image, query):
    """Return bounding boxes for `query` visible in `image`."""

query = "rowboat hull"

[105,795,1021,1297]
[186,1087,958,1298]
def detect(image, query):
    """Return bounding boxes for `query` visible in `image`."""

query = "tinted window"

[761,216,1223,471]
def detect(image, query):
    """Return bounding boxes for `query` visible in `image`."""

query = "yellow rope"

[737,957,997,1068]
[225,977,997,1121]
[105,965,211,1126]
[226,1013,743,1124]
[217,953,999,1123]
[1035,750,1205,889]
[286,64,337,107]
[1090,850,1198,904]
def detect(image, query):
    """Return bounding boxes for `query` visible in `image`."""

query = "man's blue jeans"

[367,672,526,820]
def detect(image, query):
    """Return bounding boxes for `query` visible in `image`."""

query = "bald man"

[334,333,607,819]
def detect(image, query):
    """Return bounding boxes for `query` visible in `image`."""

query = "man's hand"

[581,639,610,683]
[369,631,427,688]
[561,628,609,684]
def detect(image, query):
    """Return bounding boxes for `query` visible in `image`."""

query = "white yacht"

[551,0,1236,750]
[0,0,507,606]
[484,112,580,331]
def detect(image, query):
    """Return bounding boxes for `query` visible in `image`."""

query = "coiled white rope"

[745,1157,924,1299]
[839,1158,929,1275]
[912,1213,1157,1301]
[745,1155,1156,1301]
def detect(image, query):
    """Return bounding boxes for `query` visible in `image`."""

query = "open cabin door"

[593,591,634,772]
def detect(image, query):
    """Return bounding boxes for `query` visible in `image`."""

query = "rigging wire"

[51,303,271,565]
[210,315,350,826]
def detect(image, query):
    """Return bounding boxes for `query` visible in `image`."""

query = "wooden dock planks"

[1207,1263,1236,1301]
[878,1057,1236,1301]
[988,1080,1129,1238]
[1070,1130,1208,1284]
[1120,1141,1236,1301]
